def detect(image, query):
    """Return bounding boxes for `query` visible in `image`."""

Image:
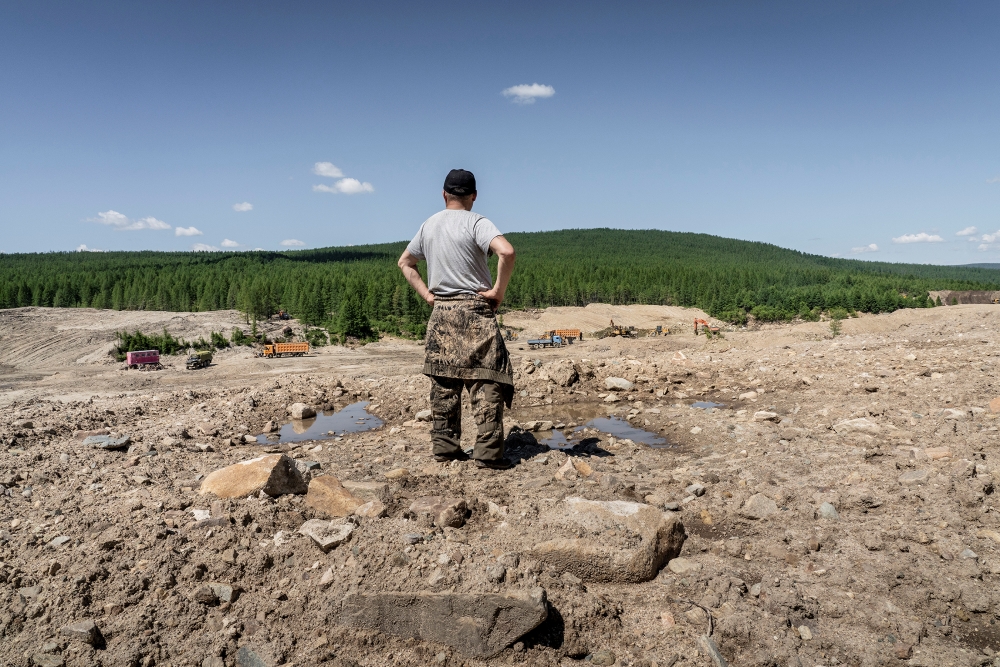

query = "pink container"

[126,350,160,365]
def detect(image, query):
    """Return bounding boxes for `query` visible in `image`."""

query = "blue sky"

[2,1,999,264]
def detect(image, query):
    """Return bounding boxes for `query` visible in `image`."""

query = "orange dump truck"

[554,329,582,343]
[260,342,309,358]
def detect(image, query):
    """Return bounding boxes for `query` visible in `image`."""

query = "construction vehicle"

[527,332,565,349]
[693,318,720,335]
[276,310,291,320]
[608,320,637,338]
[259,341,309,358]
[503,328,519,341]
[554,329,582,343]
[186,350,213,370]
[126,349,162,370]
[647,325,669,337]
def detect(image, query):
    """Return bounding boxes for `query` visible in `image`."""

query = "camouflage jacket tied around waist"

[423,296,515,406]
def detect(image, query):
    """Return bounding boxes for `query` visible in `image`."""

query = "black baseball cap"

[443,169,476,196]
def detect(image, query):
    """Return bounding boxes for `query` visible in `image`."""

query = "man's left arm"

[478,235,515,310]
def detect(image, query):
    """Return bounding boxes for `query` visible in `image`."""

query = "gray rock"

[752,411,779,422]
[207,583,240,604]
[698,635,730,667]
[663,502,680,511]
[287,403,316,420]
[299,519,354,553]
[342,480,391,503]
[740,494,779,520]
[201,658,224,667]
[60,619,100,645]
[898,469,931,486]
[960,548,978,560]
[339,589,548,658]
[667,557,701,575]
[486,564,507,583]
[816,502,839,520]
[404,533,424,545]
[32,654,64,667]
[47,535,71,548]
[605,377,634,392]
[235,646,268,667]
[82,435,131,451]
[685,483,706,497]
[529,497,685,583]
[415,409,433,422]
[591,650,617,666]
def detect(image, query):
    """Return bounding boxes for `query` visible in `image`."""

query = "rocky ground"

[3,304,1000,667]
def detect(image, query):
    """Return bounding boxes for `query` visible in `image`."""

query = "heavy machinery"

[693,318,720,335]
[186,350,213,370]
[503,328,519,341]
[647,325,669,337]
[608,320,637,338]
[527,332,565,349]
[259,341,309,358]
[276,310,291,320]
[126,349,162,370]
[554,329,582,343]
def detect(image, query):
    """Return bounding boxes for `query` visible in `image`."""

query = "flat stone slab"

[529,497,685,583]
[898,469,931,485]
[306,476,364,517]
[82,435,131,450]
[299,519,354,552]
[201,454,307,498]
[339,589,548,658]
[832,418,880,434]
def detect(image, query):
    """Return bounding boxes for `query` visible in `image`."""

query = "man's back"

[406,209,501,297]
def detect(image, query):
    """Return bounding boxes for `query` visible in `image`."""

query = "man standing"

[397,169,516,470]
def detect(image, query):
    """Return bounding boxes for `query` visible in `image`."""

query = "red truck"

[126,349,162,370]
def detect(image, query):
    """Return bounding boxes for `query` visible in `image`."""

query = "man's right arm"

[397,250,435,307]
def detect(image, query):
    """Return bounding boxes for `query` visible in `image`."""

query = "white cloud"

[956,226,978,236]
[313,178,374,194]
[851,243,879,253]
[280,239,305,247]
[979,230,1000,244]
[220,239,241,248]
[75,244,103,252]
[502,83,556,104]
[988,175,1000,184]
[313,162,345,178]
[232,202,253,212]
[175,226,203,237]
[191,243,219,252]
[88,210,170,231]
[892,232,944,244]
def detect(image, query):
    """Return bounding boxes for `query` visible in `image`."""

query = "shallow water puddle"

[257,401,383,444]
[537,415,667,449]
[691,401,726,411]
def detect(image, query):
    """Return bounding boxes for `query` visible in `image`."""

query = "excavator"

[693,318,720,335]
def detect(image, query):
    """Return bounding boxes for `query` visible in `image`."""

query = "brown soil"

[3,304,1000,667]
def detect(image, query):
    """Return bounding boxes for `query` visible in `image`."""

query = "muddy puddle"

[257,401,383,444]
[535,415,667,449]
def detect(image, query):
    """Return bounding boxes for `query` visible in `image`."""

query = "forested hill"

[2,228,998,336]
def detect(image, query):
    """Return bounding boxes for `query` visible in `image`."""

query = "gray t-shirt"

[406,209,502,297]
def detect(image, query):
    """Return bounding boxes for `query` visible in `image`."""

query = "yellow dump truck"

[260,342,309,358]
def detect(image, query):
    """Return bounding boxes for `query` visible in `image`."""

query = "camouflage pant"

[429,376,505,461]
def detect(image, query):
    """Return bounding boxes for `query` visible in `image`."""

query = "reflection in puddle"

[691,401,726,411]
[537,415,667,449]
[257,401,383,444]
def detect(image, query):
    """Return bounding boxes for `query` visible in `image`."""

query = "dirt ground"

[3,304,1000,667]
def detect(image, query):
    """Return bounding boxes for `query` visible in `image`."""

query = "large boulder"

[338,589,548,658]
[529,497,685,583]
[306,476,365,517]
[342,480,391,504]
[200,454,307,498]
[549,362,579,387]
[605,377,634,392]
[287,403,316,420]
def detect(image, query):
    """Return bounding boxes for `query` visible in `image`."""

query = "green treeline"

[2,229,999,333]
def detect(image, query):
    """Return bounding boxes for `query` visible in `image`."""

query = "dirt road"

[2,304,1000,667]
